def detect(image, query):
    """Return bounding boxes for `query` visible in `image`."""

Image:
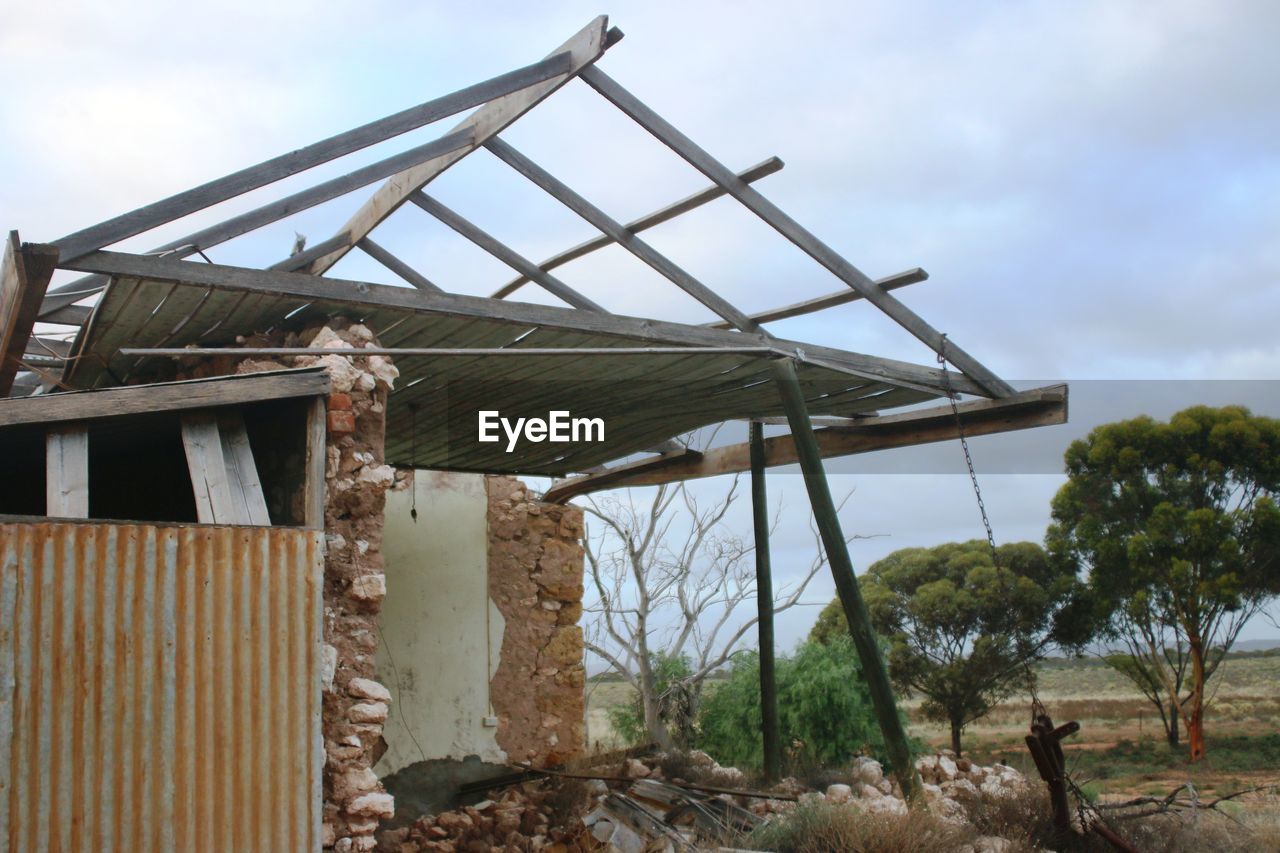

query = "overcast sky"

[3,1,1278,651]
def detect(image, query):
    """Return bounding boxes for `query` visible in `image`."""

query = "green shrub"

[697,637,903,772]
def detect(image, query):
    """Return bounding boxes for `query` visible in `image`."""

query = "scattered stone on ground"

[375,748,1032,852]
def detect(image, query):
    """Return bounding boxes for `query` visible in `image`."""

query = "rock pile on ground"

[741,750,1029,827]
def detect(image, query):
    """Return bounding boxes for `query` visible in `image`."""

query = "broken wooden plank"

[543,384,1068,502]
[581,66,1015,397]
[491,156,785,298]
[0,368,329,428]
[303,16,613,276]
[705,267,928,329]
[50,52,575,264]
[181,412,236,524]
[217,410,271,525]
[0,233,60,397]
[46,425,89,518]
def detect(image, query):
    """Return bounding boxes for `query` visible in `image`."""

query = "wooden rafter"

[543,384,1067,502]
[580,65,1015,398]
[490,156,785,299]
[39,129,473,318]
[38,47,586,320]
[302,16,614,276]
[409,192,605,311]
[356,238,441,292]
[47,51,575,265]
[486,138,760,332]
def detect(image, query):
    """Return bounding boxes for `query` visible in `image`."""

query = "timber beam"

[543,384,1067,502]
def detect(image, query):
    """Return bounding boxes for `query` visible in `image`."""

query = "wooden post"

[304,396,327,529]
[750,421,782,781]
[46,426,89,518]
[770,358,924,804]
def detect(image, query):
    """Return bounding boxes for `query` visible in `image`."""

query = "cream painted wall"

[375,470,506,776]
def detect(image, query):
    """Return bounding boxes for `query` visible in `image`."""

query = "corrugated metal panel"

[0,521,323,852]
[69,278,938,475]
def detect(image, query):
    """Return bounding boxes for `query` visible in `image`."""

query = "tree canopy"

[811,540,1085,755]
[1047,404,1280,761]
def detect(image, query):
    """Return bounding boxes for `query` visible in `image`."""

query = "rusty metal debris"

[583,779,761,851]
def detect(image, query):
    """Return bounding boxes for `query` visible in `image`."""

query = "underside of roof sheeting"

[67,276,938,476]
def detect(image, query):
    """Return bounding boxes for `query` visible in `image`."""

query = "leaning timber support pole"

[750,421,782,782]
[771,358,924,805]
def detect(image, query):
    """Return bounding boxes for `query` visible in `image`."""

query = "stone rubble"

[374,747,1034,852]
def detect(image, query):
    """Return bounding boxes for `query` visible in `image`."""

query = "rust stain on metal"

[0,520,323,852]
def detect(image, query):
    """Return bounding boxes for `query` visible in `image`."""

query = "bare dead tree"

[582,475,845,748]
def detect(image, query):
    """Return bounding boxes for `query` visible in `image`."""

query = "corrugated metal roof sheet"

[67,277,937,476]
[0,521,323,852]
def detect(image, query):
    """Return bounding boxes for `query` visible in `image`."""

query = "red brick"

[327,410,356,436]
[328,392,353,411]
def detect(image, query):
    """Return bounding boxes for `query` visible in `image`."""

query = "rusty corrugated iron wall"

[0,521,323,852]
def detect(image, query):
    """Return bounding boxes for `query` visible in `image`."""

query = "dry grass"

[742,787,1280,853]
[739,800,972,853]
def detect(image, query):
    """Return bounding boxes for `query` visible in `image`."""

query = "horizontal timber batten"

[0,368,330,428]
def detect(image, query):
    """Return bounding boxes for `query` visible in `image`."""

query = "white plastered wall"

[375,470,506,776]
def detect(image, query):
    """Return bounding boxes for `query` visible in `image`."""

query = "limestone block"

[349,702,389,724]
[347,792,395,818]
[347,677,391,703]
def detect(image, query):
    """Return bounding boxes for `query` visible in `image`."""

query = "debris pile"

[379,780,592,852]
[376,749,1034,852]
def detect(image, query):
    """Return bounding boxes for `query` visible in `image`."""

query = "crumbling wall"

[309,322,400,851]
[486,477,587,767]
[168,319,400,851]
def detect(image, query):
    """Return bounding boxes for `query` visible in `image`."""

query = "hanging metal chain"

[937,335,998,564]
[938,336,1045,713]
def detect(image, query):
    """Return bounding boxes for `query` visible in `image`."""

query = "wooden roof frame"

[5,14,1063,494]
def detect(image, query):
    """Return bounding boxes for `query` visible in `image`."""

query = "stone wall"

[308,322,400,851]
[486,477,587,767]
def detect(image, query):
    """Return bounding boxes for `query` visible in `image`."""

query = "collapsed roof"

[0,15,1065,493]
